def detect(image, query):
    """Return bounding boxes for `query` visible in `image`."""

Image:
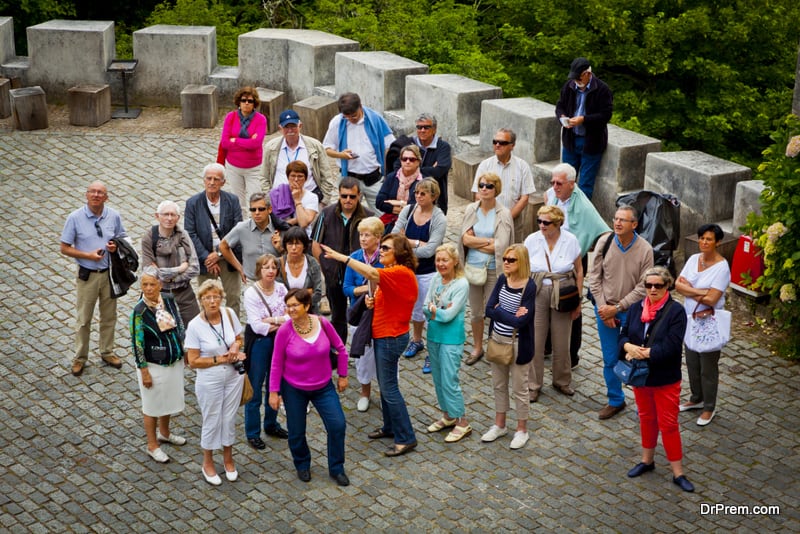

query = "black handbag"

[544,253,580,313]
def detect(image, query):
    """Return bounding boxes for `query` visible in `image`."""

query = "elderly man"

[471,128,536,240]
[589,205,653,420]
[555,57,613,200]
[311,177,373,343]
[184,163,243,315]
[60,181,128,376]
[220,192,286,282]
[543,163,610,368]
[392,113,452,214]
[323,92,395,212]
[262,109,338,206]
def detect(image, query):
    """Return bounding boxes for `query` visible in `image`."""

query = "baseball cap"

[568,57,591,80]
[279,109,300,127]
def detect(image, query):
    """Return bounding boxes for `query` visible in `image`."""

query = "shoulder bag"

[486,329,517,366]
[613,300,673,387]
[544,252,580,313]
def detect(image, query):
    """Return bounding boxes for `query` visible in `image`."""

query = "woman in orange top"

[322,234,419,457]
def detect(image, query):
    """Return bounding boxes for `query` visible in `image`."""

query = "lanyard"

[206,314,229,350]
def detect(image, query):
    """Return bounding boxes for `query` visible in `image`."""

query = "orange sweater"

[372,265,417,339]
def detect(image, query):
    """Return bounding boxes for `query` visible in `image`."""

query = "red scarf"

[641,291,670,323]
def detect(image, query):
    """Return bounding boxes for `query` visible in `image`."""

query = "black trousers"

[326,279,349,345]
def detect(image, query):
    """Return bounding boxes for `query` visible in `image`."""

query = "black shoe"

[265,427,289,439]
[331,472,350,487]
[673,475,695,492]
[368,429,394,440]
[627,462,655,478]
[248,437,266,450]
[297,469,311,482]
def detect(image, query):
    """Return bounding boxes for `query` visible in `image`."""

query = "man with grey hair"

[471,127,536,239]
[184,163,243,315]
[141,200,201,324]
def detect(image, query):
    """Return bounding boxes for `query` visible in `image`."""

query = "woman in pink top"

[268,288,350,486]
[219,87,268,219]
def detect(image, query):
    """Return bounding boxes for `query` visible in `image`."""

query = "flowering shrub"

[744,115,800,359]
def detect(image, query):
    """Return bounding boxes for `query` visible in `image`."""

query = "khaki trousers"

[74,270,116,364]
[529,284,573,392]
[490,360,530,420]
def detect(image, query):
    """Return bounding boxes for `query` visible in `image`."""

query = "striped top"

[492,283,523,336]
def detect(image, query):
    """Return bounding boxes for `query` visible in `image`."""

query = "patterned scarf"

[237,109,253,139]
[143,295,177,332]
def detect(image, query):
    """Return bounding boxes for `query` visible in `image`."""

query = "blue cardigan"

[485,274,537,365]
[337,106,393,176]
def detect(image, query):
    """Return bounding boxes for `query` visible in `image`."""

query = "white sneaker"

[147,447,170,463]
[157,432,187,445]
[480,425,508,442]
[510,431,529,449]
[357,396,369,412]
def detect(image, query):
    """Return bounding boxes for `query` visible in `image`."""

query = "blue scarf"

[337,106,392,176]
[237,109,253,139]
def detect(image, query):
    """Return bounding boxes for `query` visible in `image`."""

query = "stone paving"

[0,108,798,533]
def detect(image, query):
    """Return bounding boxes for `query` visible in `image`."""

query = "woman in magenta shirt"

[268,288,350,486]
[219,86,267,219]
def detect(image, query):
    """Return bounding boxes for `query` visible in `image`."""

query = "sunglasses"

[644,282,667,290]
[380,244,393,252]
[478,183,495,190]
[492,139,512,146]
[550,180,566,186]
[340,194,358,200]
[94,220,103,238]
[249,207,268,212]
[401,157,419,162]
[416,124,433,130]
[502,257,518,264]
[537,219,554,226]
[240,98,255,104]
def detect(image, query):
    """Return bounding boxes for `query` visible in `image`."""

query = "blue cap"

[279,109,300,127]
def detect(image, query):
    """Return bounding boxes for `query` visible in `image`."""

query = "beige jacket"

[262,134,338,205]
[458,201,514,272]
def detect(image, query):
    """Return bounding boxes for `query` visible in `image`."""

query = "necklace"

[699,254,716,269]
[293,315,313,335]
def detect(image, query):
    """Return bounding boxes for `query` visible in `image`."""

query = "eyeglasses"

[249,207,268,212]
[201,295,222,301]
[401,157,419,162]
[240,98,255,104]
[158,212,179,218]
[340,194,358,200]
[415,124,433,130]
[288,174,306,181]
[537,219,554,226]
[613,217,635,223]
[94,220,103,238]
[502,257,518,264]
[492,139,512,146]
[550,180,566,186]
[644,282,667,290]
[380,245,393,252]
[478,183,495,190]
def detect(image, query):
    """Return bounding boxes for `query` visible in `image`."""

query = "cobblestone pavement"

[0,108,798,533]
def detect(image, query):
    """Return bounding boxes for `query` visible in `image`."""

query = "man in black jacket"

[555,57,613,200]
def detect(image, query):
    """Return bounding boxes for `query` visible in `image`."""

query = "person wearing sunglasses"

[524,205,583,402]
[218,87,267,220]
[376,144,423,234]
[619,266,693,492]
[459,172,514,365]
[471,128,535,241]
[60,181,129,376]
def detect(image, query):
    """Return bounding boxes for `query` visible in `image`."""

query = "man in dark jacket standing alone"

[555,57,613,200]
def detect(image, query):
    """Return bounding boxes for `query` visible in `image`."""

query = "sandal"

[445,424,472,443]
[427,417,458,433]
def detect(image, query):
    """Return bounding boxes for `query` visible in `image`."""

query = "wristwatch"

[217,251,223,258]
[615,303,622,312]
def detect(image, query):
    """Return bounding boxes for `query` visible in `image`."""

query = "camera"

[233,359,246,375]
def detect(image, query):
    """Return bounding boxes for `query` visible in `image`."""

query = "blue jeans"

[280,379,346,476]
[374,334,417,445]
[562,136,603,200]
[595,305,627,407]
[244,335,280,439]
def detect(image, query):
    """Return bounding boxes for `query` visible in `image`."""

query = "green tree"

[0,0,76,54]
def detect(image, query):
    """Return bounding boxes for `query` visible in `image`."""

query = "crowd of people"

[61,64,732,493]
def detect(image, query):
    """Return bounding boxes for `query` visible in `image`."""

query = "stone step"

[335,51,427,113]
[208,65,240,107]
[313,85,335,98]
[479,97,560,164]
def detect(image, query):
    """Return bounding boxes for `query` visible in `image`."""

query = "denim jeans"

[374,334,417,445]
[562,136,603,200]
[595,305,627,407]
[280,379,346,476]
[244,335,280,439]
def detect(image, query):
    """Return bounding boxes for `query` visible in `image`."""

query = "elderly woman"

[219,86,268,219]
[343,216,385,412]
[395,177,447,371]
[276,225,323,314]
[376,144,423,233]
[524,205,583,401]
[243,254,289,450]
[620,266,693,492]
[676,223,731,426]
[481,245,536,449]
[423,244,471,442]
[130,266,187,464]
[460,172,514,365]
[140,200,200,324]
[185,279,247,486]
[268,289,349,486]
[321,234,419,457]
[269,161,319,236]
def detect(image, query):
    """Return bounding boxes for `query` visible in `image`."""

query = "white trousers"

[196,364,244,450]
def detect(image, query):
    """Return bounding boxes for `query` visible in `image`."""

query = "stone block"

[26,20,114,100]
[479,98,561,164]
[256,87,289,134]
[592,125,661,221]
[0,17,14,64]
[134,25,216,105]
[405,74,502,143]
[732,180,765,236]
[683,231,738,265]
[516,198,545,243]
[293,95,338,141]
[531,160,560,195]
[208,66,240,109]
[0,77,10,118]
[181,84,218,128]
[644,151,751,243]
[452,149,490,201]
[10,86,48,131]
[68,84,111,127]
[335,51,428,113]
[238,29,358,102]
[1,61,29,87]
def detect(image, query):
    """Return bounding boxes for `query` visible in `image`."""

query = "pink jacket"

[220,110,267,169]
